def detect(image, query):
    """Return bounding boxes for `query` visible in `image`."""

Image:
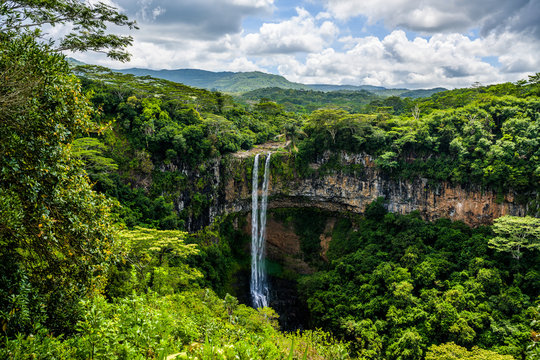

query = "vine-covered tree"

[0,0,137,336]
[0,34,119,335]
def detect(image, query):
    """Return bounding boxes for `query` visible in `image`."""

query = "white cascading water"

[250,153,271,308]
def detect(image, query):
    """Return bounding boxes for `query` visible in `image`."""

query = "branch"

[2,16,72,31]
[1,1,137,60]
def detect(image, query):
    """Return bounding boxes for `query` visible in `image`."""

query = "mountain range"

[113,67,446,98]
[66,59,446,97]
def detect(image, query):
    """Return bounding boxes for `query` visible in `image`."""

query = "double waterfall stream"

[250,153,271,308]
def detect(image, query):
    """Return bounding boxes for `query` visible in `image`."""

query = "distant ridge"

[66,57,86,66]
[113,68,309,93]
[398,87,448,98]
[68,59,447,97]
[307,84,388,92]
[114,68,447,97]
[307,84,447,98]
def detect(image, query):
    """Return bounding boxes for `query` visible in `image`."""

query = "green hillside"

[399,87,448,98]
[307,84,447,98]
[114,67,309,93]
[307,83,388,92]
[114,68,231,89]
[112,66,446,96]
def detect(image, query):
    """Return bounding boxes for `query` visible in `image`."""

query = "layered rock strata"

[217,151,528,227]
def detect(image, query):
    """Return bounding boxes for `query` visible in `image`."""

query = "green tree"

[0,0,138,61]
[489,216,540,261]
[308,108,349,144]
[426,342,515,360]
[0,35,119,334]
[72,137,118,189]
[276,120,307,153]
[386,328,424,360]
[116,227,202,295]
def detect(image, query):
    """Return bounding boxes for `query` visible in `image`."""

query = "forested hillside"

[114,68,309,93]
[1,1,540,359]
[69,64,306,230]
[238,87,379,113]
[66,65,540,234]
[294,81,540,196]
[307,85,446,98]
[112,67,446,97]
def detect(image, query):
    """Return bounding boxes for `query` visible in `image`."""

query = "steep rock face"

[243,214,315,275]
[217,151,529,227]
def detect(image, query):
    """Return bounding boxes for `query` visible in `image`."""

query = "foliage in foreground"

[0,0,137,61]
[1,226,350,360]
[0,34,119,335]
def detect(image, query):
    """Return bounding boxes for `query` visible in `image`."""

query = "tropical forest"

[1,1,539,359]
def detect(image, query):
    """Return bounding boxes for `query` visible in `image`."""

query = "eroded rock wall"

[242,214,316,275]
[216,151,529,227]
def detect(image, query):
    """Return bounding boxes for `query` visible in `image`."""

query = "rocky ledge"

[216,150,529,227]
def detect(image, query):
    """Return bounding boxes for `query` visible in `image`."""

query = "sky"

[70,0,540,89]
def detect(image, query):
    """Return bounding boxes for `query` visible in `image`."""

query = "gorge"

[177,147,531,233]
[172,146,536,332]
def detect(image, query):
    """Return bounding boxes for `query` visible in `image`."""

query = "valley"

[2,8,540,357]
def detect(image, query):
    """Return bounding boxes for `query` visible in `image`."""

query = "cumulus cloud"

[322,0,540,38]
[479,0,540,39]
[276,30,539,88]
[242,8,339,54]
[72,36,260,72]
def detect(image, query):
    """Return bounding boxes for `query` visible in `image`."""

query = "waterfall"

[251,153,271,308]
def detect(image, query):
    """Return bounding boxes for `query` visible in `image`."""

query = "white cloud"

[226,57,263,72]
[322,0,538,38]
[242,7,339,54]
[71,33,264,73]
[276,30,539,88]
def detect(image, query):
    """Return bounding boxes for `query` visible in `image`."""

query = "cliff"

[215,149,529,227]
